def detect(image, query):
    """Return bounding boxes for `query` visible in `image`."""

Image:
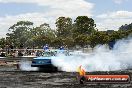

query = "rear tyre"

[79,76,86,84]
[38,66,58,72]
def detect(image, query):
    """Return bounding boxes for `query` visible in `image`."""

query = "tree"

[32,23,56,48]
[73,16,96,36]
[119,23,132,31]
[7,21,34,48]
[32,36,51,48]
[72,16,96,47]
[51,37,63,48]
[0,38,6,48]
[88,31,110,48]
[55,17,72,37]
[9,21,33,31]
[62,37,74,48]
[74,35,89,47]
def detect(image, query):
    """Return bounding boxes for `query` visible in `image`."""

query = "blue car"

[31,50,69,71]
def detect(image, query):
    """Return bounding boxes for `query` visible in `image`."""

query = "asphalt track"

[0,58,132,88]
[0,70,132,88]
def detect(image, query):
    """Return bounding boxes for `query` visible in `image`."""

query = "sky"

[0,0,132,37]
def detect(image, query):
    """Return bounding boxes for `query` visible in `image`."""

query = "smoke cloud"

[52,37,132,72]
[19,59,38,71]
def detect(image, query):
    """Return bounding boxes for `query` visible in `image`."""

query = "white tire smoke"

[19,59,38,71]
[52,38,132,72]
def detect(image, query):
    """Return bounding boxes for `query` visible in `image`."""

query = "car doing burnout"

[31,50,69,71]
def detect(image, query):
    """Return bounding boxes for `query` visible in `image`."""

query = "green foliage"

[1,16,132,49]
[88,31,110,48]
[32,23,56,48]
[74,16,96,36]
[7,21,33,48]
[51,37,63,48]
[119,23,132,31]
[9,21,33,31]
[32,36,51,48]
[74,34,89,47]
[0,38,6,48]
[63,37,74,47]
[6,21,56,48]
[56,17,72,37]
